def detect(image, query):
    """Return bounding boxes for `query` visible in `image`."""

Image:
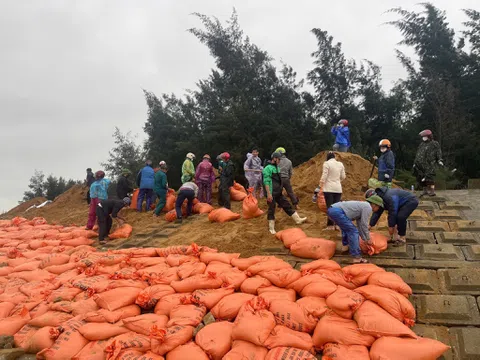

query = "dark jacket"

[414,140,442,178]
[137,166,155,189]
[99,199,125,218]
[86,171,95,187]
[378,150,395,182]
[220,161,235,187]
[116,175,133,199]
[370,187,418,228]
[263,163,283,196]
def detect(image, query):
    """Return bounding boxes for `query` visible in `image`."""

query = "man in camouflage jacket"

[413,129,443,197]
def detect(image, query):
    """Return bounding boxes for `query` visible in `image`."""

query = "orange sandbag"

[205,261,233,274]
[0,266,13,276]
[211,293,255,320]
[369,336,450,360]
[200,251,240,264]
[360,232,388,255]
[220,269,248,290]
[367,271,413,297]
[167,304,206,327]
[21,325,56,353]
[150,325,194,356]
[258,287,297,303]
[109,224,133,239]
[317,190,327,213]
[354,301,417,338]
[170,272,223,293]
[322,343,370,360]
[136,285,176,309]
[166,254,198,267]
[154,294,191,316]
[44,262,78,274]
[290,237,336,260]
[240,276,272,294]
[296,297,329,319]
[265,325,314,352]
[163,190,176,212]
[275,228,307,248]
[13,324,38,349]
[84,304,141,323]
[192,286,235,309]
[300,259,341,273]
[232,297,276,346]
[308,269,356,290]
[165,210,177,222]
[312,314,375,349]
[46,286,83,303]
[195,321,234,360]
[28,311,73,327]
[79,322,130,341]
[104,331,151,360]
[71,298,100,317]
[223,340,268,360]
[355,285,416,326]
[246,259,292,275]
[242,189,264,219]
[177,262,206,280]
[0,302,16,318]
[208,208,241,223]
[259,268,302,287]
[122,314,169,336]
[231,188,247,201]
[287,274,338,298]
[130,189,139,209]
[231,256,276,270]
[72,340,109,360]
[193,203,215,214]
[14,260,42,271]
[166,341,209,360]
[326,286,365,319]
[266,347,316,360]
[269,299,318,333]
[94,287,142,311]
[342,263,385,287]
[37,319,89,360]
[232,182,247,194]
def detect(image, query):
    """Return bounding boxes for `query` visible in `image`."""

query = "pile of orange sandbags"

[0,217,449,360]
[230,182,248,201]
[276,228,336,260]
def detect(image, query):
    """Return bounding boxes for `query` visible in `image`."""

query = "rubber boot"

[268,220,276,235]
[428,185,436,197]
[292,212,307,224]
[419,187,428,198]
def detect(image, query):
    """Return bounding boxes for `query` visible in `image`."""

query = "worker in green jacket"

[181,153,196,184]
[263,152,307,234]
[154,162,169,217]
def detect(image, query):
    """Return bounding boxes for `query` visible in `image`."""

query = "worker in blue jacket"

[373,139,395,188]
[331,119,351,152]
[365,187,419,246]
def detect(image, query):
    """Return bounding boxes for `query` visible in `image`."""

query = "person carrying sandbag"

[175,181,199,223]
[96,197,130,244]
[153,162,169,217]
[263,152,307,235]
[327,200,374,263]
[86,170,110,230]
[275,147,299,209]
[318,151,346,230]
[365,187,419,246]
[218,152,235,210]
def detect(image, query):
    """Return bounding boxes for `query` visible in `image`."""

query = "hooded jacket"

[369,187,418,228]
[414,140,442,177]
[116,175,133,199]
[90,178,111,200]
[195,159,215,183]
[181,159,195,184]
[137,165,155,189]
[278,155,293,179]
[220,161,235,187]
[331,126,351,147]
[378,149,395,182]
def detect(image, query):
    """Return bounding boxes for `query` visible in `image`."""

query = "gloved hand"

[438,160,444,166]
[384,174,390,179]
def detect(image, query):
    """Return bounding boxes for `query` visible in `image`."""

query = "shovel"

[361,159,376,192]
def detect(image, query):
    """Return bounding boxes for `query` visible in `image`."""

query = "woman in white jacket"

[319,152,346,230]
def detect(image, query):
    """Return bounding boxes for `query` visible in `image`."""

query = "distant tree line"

[22,170,81,202]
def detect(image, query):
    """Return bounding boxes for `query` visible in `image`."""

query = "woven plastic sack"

[136,285,175,309]
[166,341,209,360]
[266,347,316,360]
[94,287,142,311]
[231,256,276,270]
[240,276,272,294]
[168,304,207,327]
[359,232,388,255]
[270,299,318,333]
[170,272,223,293]
[72,340,109,360]
[223,340,268,360]
[104,331,151,360]
[195,321,234,360]
[264,325,314,352]
[192,286,235,309]
[322,343,370,360]
[154,294,191,316]
[342,263,385,287]
[83,304,141,323]
[122,314,169,336]
[200,252,240,264]
[326,286,365,319]
[369,336,450,360]
[243,188,264,219]
[290,238,336,260]
[165,210,177,222]
[367,271,413,297]
[78,322,130,341]
[21,325,56,354]
[317,191,327,213]
[211,293,256,320]
[150,325,194,356]
[288,274,337,298]
[275,228,307,248]
[109,224,133,239]
[258,287,297,303]
[259,268,301,287]
[193,203,215,214]
[208,208,241,223]
[296,297,329,319]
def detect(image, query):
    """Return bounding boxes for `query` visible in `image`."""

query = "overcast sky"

[0,0,477,212]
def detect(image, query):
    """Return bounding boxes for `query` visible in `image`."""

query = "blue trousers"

[175,189,195,219]
[396,198,419,236]
[137,188,153,211]
[327,207,361,257]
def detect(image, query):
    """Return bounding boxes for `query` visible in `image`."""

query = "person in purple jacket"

[195,154,216,204]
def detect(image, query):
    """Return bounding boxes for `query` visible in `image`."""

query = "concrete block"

[427,195,447,202]
[409,210,429,220]
[415,244,465,261]
[441,201,471,210]
[461,245,480,261]
[0,337,13,350]
[415,295,480,325]
[405,231,436,244]
[417,200,438,210]
[0,349,25,360]
[368,244,414,259]
[411,221,450,232]
[438,268,480,295]
[436,232,480,245]
[454,220,480,232]
[411,325,453,360]
[391,268,439,294]
[449,327,480,359]
[433,210,462,220]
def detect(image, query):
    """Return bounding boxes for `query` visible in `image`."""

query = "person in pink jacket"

[195,154,216,204]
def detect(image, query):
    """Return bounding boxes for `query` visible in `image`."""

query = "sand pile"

[2,152,385,256]
[3,196,48,217]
